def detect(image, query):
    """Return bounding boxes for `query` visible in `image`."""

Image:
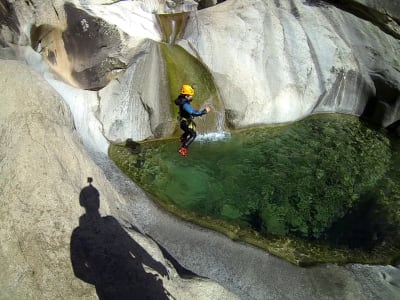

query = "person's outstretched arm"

[182,102,208,116]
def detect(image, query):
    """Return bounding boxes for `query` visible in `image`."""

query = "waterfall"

[154,1,229,142]
[156,12,190,44]
[197,104,231,142]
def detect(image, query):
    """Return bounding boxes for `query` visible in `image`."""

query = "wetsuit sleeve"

[182,103,207,116]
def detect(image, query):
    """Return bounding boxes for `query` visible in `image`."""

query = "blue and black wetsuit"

[175,95,207,148]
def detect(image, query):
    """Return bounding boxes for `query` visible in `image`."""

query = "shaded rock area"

[62,3,128,90]
[197,0,226,10]
[324,0,400,39]
[1,0,135,90]
[0,0,20,43]
[71,184,170,300]
[33,2,130,90]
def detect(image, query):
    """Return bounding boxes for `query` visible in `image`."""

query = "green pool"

[110,114,400,265]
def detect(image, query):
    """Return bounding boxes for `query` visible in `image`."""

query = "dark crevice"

[289,0,301,19]
[0,0,20,35]
[156,242,199,279]
[361,74,400,128]
[197,0,226,10]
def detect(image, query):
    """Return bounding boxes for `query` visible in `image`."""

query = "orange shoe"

[178,147,187,157]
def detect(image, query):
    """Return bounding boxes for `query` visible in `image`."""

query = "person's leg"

[180,132,188,143]
[178,120,198,156]
[183,128,196,148]
[178,120,190,156]
[180,120,190,145]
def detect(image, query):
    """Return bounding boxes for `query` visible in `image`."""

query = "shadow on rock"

[70,181,170,300]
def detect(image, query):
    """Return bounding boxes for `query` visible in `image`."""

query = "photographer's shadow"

[70,182,169,300]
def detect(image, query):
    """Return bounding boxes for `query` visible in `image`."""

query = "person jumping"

[175,84,210,157]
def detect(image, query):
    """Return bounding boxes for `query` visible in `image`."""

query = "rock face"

[0,59,236,299]
[34,2,137,90]
[0,0,172,150]
[3,0,398,141]
[1,0,154,90]
[182,0,400,128]
[99,40,174,142]
[0,59,106,299]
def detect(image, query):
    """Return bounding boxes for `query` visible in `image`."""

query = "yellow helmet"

[180,84,195,96]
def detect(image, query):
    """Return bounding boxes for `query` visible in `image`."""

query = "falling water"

[154,0,226,138]
[197,104,231,142]
[154,1,196,44]
[156,12,190,44]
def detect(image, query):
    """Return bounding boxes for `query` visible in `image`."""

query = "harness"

[179,116,196,130]
[175,95,196,130]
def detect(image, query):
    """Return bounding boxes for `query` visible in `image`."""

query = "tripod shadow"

[70,183,170,300]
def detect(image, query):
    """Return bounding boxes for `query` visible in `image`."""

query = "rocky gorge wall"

[2,0,399,148]
[0,0,400,299]
[181,0,400,128]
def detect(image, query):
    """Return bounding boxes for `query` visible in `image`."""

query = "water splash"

[197,131,231,142]
[213,104,226,132]
[196,102,230,142]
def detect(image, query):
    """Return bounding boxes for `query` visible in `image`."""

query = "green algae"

[109,114,400,265]
[159,43,224,135]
